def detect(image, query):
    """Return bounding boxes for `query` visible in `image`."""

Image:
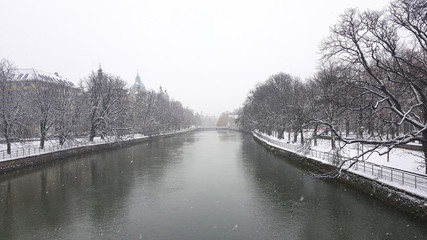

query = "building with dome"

[132,71,145,92]
[129,70,146,100]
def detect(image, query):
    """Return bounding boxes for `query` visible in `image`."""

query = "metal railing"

[0,128,196,162]
[253,131,427,193]
[0,138,106,161]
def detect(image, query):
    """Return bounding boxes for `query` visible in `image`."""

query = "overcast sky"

[1,0,391,116]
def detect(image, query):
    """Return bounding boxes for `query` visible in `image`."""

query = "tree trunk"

[357,108,363,138]
[345,119,350,137]
[59,134,66,145]
[300,129,304,144]
[40,134,45,149]
[331,131,336,149]
[391,125,395,139]
[4,125,11,154]
[293,131,298,143]
[313,125,318,146]
[422,129,427,174]
[368,109,372,136]
[278,128,285,139]
[6,141,11,155]
[89,127,96,142]
[40,123,46,149]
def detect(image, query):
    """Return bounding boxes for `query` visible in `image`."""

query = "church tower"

[132,70,146,93]
[97,63,103,80]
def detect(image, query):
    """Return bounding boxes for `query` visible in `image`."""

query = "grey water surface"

[0,131,426,240]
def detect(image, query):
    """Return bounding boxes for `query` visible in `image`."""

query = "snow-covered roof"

[10,68,75,87]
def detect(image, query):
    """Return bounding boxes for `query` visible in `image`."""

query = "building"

[129,70,147,102]
[10,68,74,88]
[131,71,146,92]
[7,68,77,138]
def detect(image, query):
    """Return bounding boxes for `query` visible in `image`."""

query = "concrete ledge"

[0,130,194,174]
[252,134,427,220]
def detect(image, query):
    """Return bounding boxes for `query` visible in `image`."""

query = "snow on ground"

[266,131,425,175]
[0,134,144,152]
[0,127,196,163]
[311,138,425,174]
[255,131,427,198]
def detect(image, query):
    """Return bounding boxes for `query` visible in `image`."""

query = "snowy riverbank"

[0,127,196,165]
[253,131,427,199]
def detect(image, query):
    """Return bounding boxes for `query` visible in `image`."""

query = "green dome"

[132,72,146,92]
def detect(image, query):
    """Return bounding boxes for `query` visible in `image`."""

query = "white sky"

[0,0,391,116]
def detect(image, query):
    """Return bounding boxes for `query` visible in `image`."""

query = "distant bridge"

[197,127,240,131]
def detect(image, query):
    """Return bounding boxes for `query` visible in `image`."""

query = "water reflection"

[0,132,426,240]
[0,137,187,239]
[238,134,427,239]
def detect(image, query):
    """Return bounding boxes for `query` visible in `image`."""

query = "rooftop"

[10,68,75,87]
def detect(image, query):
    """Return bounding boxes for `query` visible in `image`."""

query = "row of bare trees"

[238,0,427,173]
[0,60,201,154]
[130,87,199,135]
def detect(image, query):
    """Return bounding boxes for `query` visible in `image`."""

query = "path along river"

[0,131,426,239]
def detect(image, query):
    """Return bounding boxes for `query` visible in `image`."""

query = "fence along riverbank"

[252,131,427,198]
[0,128,196,173]
[252,131,427,219]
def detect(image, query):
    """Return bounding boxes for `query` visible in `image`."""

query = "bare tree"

[84,67,129,141]
[54,85,83,145]
[130,86,199,135]
[309,64,355,149]
[29,81,57,149]
[320,0,427,172]
[134,90,160,135]
[0,59,26,154]
[238,73,311,143]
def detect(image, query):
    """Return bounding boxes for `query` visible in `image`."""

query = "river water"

[0,131,426,239]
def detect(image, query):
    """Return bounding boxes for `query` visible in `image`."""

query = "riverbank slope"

[252,131,427,220]
[0,129,196,174]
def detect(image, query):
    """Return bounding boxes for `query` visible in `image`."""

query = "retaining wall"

[0,130,194,174]
[252,134,427,220]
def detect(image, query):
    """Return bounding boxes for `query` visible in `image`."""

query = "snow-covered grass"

[267,131,425,174]
[0,127,196,163]
[311,137,425,174]
[253,131,427,199]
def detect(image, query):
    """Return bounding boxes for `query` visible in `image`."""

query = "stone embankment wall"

[0,131,193,174]
[253,135,427,220]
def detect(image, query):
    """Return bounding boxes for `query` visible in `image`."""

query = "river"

[0,131,426,239]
